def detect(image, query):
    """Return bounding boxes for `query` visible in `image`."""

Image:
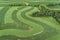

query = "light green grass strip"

[0,7,4,10]
[31,17,60,29]
[4,7,19,24]
[17,7,44,36]
[0,29,40,37]
[0,7,43,37]
[27,7,60,30]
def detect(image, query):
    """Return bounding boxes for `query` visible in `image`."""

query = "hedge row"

[32,5,60,23]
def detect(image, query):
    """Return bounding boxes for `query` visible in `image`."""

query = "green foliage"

[32,5,60,23]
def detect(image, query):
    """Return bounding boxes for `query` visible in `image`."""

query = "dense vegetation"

[32,4,60,23]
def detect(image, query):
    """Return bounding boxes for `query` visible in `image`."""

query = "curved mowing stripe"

[0,7,43,37]
[0,7,10,24]
[12,7,27,24]
[12,6,30,30]
[12,7,33,30]
[17,7,44,37]
[0,7,26,30]
[0,29,41,37]
[4,7,19,24]
[31,17,60,29]
[21,7,60,39]
[0,6,59,40]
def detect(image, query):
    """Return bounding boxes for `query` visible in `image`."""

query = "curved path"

[16,7,44,37]
[0,6,60,40]
[0,7,10,24]
[0,7,44,38]
[20,7,60,40]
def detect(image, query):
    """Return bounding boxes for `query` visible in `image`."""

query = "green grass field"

[0,0,60,40]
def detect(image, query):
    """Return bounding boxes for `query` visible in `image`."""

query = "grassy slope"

[30,17,60,30]
[0,6,59,39]
[0,7,43,37]
[4,7,18,24]
[26,7,60,30]
[0,0,60,40]
[17,7,44,37]
[26,7,60,40]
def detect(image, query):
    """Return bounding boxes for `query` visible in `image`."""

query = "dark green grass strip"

[0,35,33,40]
[0,7,10,25]
[16,7,44,38]
[21,8,60,40]
[0,7,29,30]
[12,6,26,23]
[0,35,19,40]
[12,7,30,30]
[12,7,28,30]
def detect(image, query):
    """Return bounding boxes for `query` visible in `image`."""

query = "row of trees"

[9,4,27,6]
[8,2,40,7]
[47,3,60,6]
